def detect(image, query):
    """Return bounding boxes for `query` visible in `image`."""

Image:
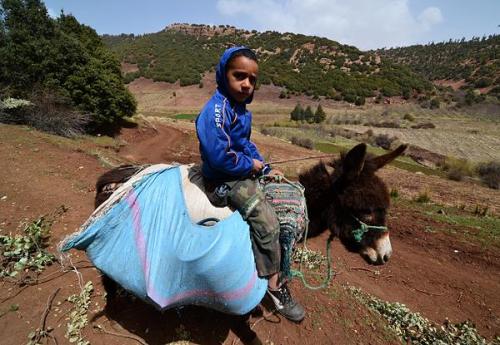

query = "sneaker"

[267,284,305,322]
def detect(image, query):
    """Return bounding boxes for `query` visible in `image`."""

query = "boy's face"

[225,56,258,103]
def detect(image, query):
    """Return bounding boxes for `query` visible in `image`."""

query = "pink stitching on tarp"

[126,189,258,308]
[126,191,150,285]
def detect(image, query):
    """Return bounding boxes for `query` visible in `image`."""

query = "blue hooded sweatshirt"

[195,46,264,182]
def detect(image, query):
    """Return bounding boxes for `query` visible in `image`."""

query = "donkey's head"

[299,143,407,265]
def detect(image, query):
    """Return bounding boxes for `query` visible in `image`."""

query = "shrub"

[0,216,56,278]
[430,98,440,109]
[1,6,136,130]
[415,191,431,203]
[354,96,365,106]
[373,134,397,150]
[476,161,500,189]
[390,188,399,199]
[291,136,314,150]
[374,121,400,128]
[260,127,271,136]
[403,113,415,121]
[441,157,475,182]
[0,90,91,137]
[411,122,435,129]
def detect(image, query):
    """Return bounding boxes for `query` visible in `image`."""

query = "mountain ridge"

[103,23,432,104]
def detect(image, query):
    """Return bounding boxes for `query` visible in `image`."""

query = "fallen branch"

[28,287,61,345]
[0,264,94,304]
[40,288,61,333]
[350,267,378,274]
[402,280,445,296]
[93,324,148,345]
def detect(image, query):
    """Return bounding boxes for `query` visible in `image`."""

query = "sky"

[43,0,500,50]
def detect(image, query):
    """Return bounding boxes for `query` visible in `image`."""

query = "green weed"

[414,191,431,203]
[348,286,499,345]
[0,216,56,278]
[65,281,94,345]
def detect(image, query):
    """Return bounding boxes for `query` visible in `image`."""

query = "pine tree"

[290,103,303,121]
[0,0,136,129]
[304,105,314,123]
[0,0,55,91]
[314,104,326,123]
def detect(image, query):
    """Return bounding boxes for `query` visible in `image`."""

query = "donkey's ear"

[342,143,367,180]
[372,144,408,170]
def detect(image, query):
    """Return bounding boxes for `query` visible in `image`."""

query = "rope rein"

[267,154,336,165]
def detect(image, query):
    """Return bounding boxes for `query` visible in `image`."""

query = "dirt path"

[0,122,499,344]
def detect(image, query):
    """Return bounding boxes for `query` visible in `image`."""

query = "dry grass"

[127,77,499,163]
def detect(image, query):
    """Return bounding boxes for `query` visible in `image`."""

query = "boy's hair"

[227,49,258,69]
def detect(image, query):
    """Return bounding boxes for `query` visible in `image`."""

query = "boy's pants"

[206,178,281,278]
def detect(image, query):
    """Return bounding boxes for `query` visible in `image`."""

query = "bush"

[430,98,440,109]
[403,113,415,121]
[411,122,435,129]
[373,134,397,150]
[476,161,500,189]
[441,157,474,182]
[415,191,431,203]
[354,96,365,106]
[0,91,91,137]
[390,188,399,199]
[372,121,401,128]
[0,5,136,131]
[291,136,314,150]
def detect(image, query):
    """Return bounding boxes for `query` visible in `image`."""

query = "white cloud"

[418,6,443,31]
[216,0,443,49]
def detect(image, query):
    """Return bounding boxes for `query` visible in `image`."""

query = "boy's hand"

[252,159,264,173]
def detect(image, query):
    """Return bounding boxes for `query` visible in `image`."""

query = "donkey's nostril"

[383,254,390,262]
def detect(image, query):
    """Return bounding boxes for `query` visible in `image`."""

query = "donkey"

[299,143,406,264]
[90,143,405,344]
[95,143,406,267]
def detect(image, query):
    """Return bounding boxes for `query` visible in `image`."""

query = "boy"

[195,46,305,322]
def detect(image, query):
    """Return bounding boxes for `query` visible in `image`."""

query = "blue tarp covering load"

[61,165,267,315]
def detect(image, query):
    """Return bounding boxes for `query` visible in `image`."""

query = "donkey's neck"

[298,162,336,232]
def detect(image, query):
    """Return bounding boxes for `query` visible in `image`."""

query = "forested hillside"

[377,35,499,98]
[103,23,432,104]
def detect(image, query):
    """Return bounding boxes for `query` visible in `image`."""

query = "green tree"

[290,103,303,121]
[0,0,55,92]
[314,104,326,123]
[429,98,440,109]
[355,96,365,106]
[0,1,136,129]
[304,105,314,123]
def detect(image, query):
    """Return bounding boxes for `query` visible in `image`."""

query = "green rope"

[351,216,388,243]
[291,234,334,290]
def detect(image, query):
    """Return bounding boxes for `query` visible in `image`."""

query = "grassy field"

[253,103,500,163]
[394,197,500,249]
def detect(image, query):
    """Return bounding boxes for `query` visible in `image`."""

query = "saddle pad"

[61,165,267,314]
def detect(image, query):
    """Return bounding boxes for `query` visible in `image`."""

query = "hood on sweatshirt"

[215,46,256,104]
